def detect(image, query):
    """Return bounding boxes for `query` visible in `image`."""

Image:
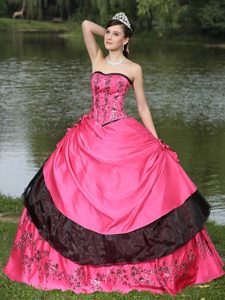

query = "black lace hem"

[23,166,210,266]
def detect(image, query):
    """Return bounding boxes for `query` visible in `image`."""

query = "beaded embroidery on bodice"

[89,71,132,125]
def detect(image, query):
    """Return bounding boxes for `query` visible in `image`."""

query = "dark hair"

[105,19,135,58]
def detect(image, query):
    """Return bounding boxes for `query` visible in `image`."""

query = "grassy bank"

[0,194,224,299]
[0,17,74,32]
[1,17,225,48]
[0,194,23,214]
[0,194,23,223]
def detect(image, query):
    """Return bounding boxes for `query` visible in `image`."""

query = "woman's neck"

[107,51,124,61]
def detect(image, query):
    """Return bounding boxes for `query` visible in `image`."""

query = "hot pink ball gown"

[3,71,224,295]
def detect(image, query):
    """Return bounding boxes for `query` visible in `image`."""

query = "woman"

[3,12,224,295]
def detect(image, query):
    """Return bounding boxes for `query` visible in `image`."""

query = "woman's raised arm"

[82,20,105,64]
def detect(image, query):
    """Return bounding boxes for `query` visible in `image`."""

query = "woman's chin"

[105,43,119,50]
[105,45,112,50]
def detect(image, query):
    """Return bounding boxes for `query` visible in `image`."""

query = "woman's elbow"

[82,20,90,29]
[137,103,148,115]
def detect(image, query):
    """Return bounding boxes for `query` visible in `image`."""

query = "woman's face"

[104,25,128,51]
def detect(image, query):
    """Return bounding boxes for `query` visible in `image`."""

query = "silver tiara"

[112,12,132,31]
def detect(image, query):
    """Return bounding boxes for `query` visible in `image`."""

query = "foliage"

[26,0,48,20]
[136,0,181,30]
[71,0,137,26]
[178,0,225,36]
[1,1,225,38]
[198,0,225,35]
[137,0,177,18]
[0,0,7,16]
[0,194,23,215]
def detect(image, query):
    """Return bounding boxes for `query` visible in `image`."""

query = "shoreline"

[1,194,225,227]
[0,193,225,229]
[1,17,225,48]
[0,17,72,33]
[0,194,23,222]
[0,213,19,223]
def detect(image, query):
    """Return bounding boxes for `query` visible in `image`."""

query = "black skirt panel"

[23,166,210,266]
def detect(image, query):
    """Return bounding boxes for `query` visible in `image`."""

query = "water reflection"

[0,32,224,224]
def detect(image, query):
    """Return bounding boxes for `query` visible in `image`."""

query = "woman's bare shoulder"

[126,59,142,81]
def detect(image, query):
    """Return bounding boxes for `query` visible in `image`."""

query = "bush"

[178,0,225,36]
[198,1,225,35]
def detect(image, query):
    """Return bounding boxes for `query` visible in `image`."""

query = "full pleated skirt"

[3,114,224,295]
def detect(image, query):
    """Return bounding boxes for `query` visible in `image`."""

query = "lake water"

[0,32,225,224]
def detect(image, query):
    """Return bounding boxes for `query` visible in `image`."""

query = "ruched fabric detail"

[43,114,197,234]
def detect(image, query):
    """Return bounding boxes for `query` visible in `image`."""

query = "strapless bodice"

[89,71,132,125]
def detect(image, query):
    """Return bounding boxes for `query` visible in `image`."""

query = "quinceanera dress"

[3,71,224,295]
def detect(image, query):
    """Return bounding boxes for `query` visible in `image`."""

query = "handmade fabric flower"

[159,139,179,162]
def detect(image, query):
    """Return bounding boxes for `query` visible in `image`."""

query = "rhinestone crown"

[112,12,132,31]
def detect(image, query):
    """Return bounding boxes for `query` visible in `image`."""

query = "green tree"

[0,0,7,16]
[73,0,136,26]
[56,0,77,19]
[198,0,225,35]
[136,0,180,29]
[95,0,109,24]
[6,0,48,20]
[178,0,225,36]
[109,0,137,20]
